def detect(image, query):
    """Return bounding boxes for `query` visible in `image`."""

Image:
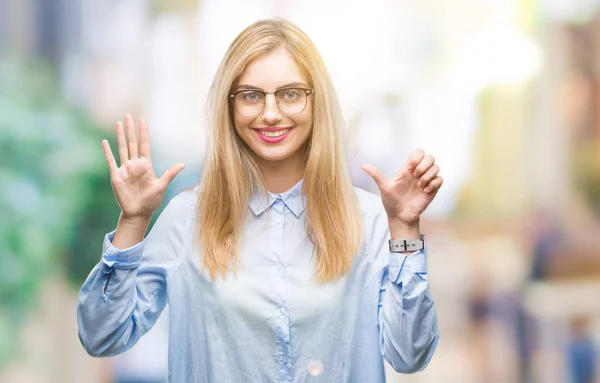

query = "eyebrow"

[234,82,309,91]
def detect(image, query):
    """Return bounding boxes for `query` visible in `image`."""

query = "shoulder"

[168,187,200,210]
[146,188,199,253]
[353,186,389,253]
[157,187,199,227]
[353,186,385,218]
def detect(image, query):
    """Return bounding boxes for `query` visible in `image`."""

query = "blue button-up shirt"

[77,180,439,382]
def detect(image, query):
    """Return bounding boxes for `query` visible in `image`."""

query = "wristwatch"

[389,233,425,253]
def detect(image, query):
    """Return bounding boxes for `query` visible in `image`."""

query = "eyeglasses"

[229,87,314,117]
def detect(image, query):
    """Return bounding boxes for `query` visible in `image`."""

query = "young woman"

[77,18,442,382]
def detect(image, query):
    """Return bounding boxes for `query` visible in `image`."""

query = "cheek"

[298,108,313,134]
[232,113,242,130]
[233,114,252,136]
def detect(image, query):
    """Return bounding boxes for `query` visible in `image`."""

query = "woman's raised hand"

[102,114,185,222]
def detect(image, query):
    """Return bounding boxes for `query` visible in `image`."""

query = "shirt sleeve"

[76,191,194,357]
[371,202,440,373]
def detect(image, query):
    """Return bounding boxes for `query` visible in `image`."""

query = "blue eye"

[280,89,301,101]
[241,91,263,102]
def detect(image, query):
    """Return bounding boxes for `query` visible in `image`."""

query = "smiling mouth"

[253,127,293,143]
[259,128,290,137]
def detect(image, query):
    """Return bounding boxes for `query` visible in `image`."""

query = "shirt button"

[281,356,288,363]
[279,307,286,315]
[275,216,283,223]
[308,360,324,376]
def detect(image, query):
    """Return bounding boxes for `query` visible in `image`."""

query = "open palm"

[102,114,185,221]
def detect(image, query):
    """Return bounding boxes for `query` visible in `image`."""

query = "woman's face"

[231,48,313,165]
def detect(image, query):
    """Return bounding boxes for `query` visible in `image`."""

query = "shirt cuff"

[100,230,145,271]
[389,247,428,284]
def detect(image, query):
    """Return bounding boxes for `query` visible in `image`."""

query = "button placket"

[270,197,291,378]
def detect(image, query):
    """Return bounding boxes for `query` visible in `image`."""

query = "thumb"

[159,163,186,188]
[362,164,388,191]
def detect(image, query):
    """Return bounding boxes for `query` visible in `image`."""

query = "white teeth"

[261,129,289,138]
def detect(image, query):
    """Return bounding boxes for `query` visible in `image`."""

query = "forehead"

[237,48,307,89]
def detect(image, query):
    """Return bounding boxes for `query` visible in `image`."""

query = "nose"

[261,94,282,124]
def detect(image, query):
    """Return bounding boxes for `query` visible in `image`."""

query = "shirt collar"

[249,179,306,218]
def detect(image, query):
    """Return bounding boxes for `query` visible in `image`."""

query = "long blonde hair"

[197,18,363,282]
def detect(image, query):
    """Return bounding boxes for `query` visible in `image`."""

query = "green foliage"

[0,58,119,367]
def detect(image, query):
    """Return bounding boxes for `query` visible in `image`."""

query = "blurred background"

[1,0,600,382]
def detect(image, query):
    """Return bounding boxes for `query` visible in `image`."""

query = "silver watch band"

[389,234,425,253]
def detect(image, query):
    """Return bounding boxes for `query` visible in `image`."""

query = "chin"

[254,147,295,163]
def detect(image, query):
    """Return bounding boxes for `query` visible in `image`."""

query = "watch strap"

[389,234,425,253]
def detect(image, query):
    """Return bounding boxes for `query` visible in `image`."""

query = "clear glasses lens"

[233,88,309,117]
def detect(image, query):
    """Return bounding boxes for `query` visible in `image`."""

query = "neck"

[257,149,306,194]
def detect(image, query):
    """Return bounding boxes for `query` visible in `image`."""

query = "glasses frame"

[228,87,314,117]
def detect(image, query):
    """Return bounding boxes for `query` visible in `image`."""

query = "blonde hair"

[197,18,363,282]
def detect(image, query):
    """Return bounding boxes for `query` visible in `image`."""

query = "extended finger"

[125,114,139,158]
[361,164,389,192]
[159,163,186,189]
[418,164,439,188]
[424,176,443,193]
[139,117,152,160]
[406,149,425,171]
[102,139,118,173]
[116,121,129,164]
[413,154,435,178]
